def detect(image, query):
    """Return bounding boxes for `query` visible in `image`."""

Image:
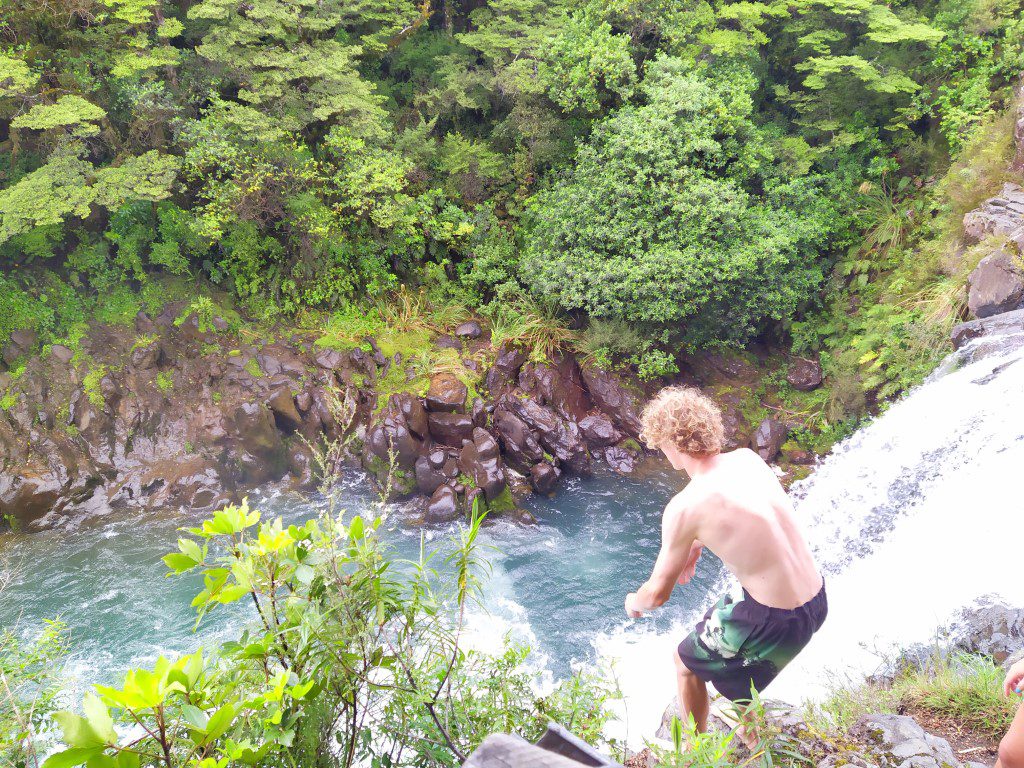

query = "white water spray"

[596,332,1024,746]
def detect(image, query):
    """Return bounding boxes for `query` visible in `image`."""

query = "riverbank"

[0,286,840,532]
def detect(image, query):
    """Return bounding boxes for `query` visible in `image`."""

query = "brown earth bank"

[0,304,827,532]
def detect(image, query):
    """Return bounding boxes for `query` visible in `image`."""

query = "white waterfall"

[597,331,1024,746]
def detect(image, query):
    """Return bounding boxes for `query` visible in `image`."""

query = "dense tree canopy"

[1,0,1022,350]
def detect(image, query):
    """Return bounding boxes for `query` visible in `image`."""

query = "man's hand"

[1004,659,1024,697]
[624,592,643,619]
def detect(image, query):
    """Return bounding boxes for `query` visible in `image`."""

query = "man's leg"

[998,703,1024,768]
[673,648,709,734]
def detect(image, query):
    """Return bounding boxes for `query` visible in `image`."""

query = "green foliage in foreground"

[6,501,614,768]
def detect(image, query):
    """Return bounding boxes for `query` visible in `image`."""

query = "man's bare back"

[669,448,822,610]
[629,386,828,731]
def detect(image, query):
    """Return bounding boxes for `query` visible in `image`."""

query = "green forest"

[2,0,1023,409]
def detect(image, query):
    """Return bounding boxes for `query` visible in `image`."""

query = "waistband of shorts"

[740,577,826,616]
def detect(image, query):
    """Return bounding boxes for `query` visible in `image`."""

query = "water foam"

[591,334,1024,746]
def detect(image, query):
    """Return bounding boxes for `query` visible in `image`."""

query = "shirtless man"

[624,386,826,736]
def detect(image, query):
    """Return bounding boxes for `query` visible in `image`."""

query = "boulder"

[962,183,1024,245]
[530,462,561,494]
[427,412,475,447]
[787,358,823,391]
[493,409,545,472]
[366,402,424,469]
[851,714,960,768]
[458,428,507,502]
[315,348,345,370]
[579,413,621,449]
[425,484,460,524]
[952,600,1024,664]
[471,397,488,428]
[415,451,448,495]
[424,373,468,413]
[523,357,591,422]
[602,445,639,474]
[967,248,1024,318]
[752,418,788,462]
[580,366,643,437]
[506,396,591,475]
[393,392,429,440]
[50,344,75,364]
[454,320,483,339]
[485,346,528,394]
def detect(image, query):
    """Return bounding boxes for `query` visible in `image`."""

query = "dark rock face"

[580,366,643,437]
[367,399,424,469]
[504,396,590,475]
[522,357,591,422]
[424,373,468,413]
[602,445,639,474]
[425,484,460,524]
[579,413,621,449]
[786,358,823,391]
[427,412,475,447]
[751,418,788,462]
[458,428,507,502]
[266,387,302,433]
[484,346,527,395]
[967,248,1024,318]
[415,450,449,495]
[493,409,544,473]
[530,462,560,494]
[951,307,1024,350]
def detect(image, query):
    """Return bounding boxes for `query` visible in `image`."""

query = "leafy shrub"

[38,501,615,767]
[521,57,840,348]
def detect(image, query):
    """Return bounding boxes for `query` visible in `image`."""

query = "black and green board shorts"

[678,582,827,702]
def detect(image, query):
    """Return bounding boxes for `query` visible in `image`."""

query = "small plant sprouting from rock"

[155,371,173,394]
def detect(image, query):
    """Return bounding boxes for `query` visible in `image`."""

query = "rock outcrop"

[851,714,960,768]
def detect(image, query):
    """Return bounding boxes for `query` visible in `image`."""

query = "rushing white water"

[594,332,1024,746]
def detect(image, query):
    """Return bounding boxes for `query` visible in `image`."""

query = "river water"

[2,333,1023,747]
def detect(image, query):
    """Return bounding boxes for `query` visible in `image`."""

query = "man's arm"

[625,496,698,616]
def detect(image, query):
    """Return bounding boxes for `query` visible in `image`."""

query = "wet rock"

[962,183,1024,245]
[951,599,1024,664]
[787,449,815,465]
[435,335,462,351]
[266,387,302,433]
[752,418,788,462]
[393,393,429,441]
[818,753,879,768]
[530,462,561,494]
[505,396,591,475]
[787,358,823,391]
[720,406,750,452]
[458,427,507,502]
[579,413,621,448]
[485,346,528,394]
[367,401,424,468]
[427,412,475,447]
[534,357,591,422]
[425,484,460,524]
[230,402,288,482]
[425,373,468,413]
[602,445,639,474]
[415,450,448,495]
[454,320,483,339]
[688,350,759,382]
[470,397,487,428]
[967,248,1024,318]
[580,366,643,437]
[131,340,163,370]
[493,409,545,473]
[287,442,313,485]
[952,307,1024,349]
[851,714,959,768]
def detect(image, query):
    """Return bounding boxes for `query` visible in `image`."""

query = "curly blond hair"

[639,386,724,456]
